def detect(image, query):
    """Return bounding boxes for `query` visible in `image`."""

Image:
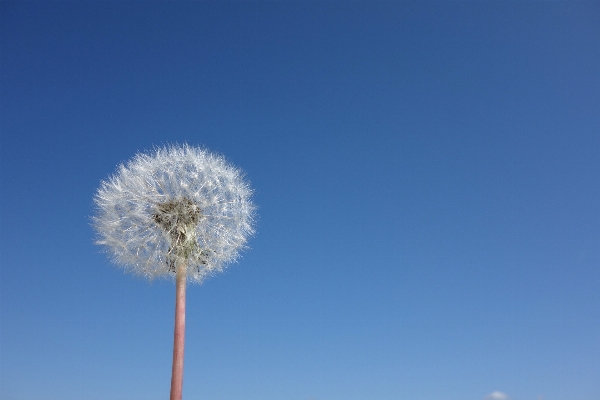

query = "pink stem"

[170,265,186,400]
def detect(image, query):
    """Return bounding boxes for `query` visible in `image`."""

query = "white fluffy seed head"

[93,144,255,284]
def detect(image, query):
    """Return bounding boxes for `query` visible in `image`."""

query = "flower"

[93,144,255,283]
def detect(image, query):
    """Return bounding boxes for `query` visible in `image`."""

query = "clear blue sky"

[1,2,599,400]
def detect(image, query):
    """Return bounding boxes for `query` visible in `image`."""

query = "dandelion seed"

[93,144,255,400]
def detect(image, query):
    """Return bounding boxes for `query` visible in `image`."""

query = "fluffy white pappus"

[93,144,255,283]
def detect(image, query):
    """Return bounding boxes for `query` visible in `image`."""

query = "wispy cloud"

[484,392,509,400]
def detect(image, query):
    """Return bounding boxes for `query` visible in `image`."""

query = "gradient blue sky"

[1,2,599,400]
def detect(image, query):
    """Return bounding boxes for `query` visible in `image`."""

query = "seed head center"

[153,198,202,261]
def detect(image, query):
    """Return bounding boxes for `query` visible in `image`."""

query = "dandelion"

[93,144,255,400]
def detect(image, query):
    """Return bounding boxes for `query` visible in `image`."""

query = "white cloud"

[484,391,509,400]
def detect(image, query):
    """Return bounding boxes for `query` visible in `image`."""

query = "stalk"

[170,265,187,400]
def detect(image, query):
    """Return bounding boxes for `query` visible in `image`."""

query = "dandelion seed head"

[93,144,255,283]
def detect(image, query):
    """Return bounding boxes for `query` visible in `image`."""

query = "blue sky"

[1,2,599,400]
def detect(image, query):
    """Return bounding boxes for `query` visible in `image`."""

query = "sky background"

[1,2,599,400]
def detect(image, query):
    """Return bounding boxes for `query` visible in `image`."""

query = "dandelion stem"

[170,264,186,400]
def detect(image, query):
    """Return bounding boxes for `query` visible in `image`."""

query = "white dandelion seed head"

[93,144,255,284]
